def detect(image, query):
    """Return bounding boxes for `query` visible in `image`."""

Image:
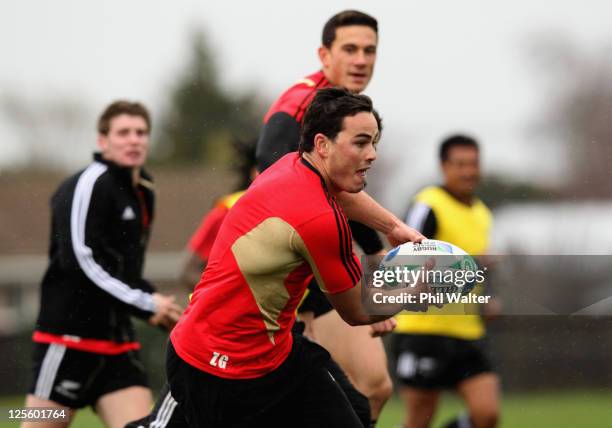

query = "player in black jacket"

[23,101,182,428]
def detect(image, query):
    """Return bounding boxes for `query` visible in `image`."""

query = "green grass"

[1,390,610,427]
[378,390,612,428]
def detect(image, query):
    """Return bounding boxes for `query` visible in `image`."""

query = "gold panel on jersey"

[231,217,304,345]
[295,78,315,87]
[290,233,328,294]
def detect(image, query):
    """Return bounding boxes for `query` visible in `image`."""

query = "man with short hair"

[394,135,500,428]
[23,101,182,428]
[256,11,395,424]
[168,88,424,427]
[257,9,378,169]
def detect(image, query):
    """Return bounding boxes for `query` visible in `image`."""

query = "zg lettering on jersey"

[209,352,229,369]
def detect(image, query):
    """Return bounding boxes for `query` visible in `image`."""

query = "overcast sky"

[1,1,611,208]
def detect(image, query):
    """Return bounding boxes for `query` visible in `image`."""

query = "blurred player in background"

[22,101,182,428]
[180,139,258,288]
[167,88,425,427]
[394,135,500,428]
[256,10,393,425]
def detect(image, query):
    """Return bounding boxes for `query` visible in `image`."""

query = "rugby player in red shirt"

[167,88,426,427]
[256,11,395,423]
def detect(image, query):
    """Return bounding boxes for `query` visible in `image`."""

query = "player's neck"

[321,69,361,94]
[322,69,334,86]
[301,153,340,197]
[442,185,474,206]
[132,168,141,187]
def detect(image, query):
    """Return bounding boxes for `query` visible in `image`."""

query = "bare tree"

[1,92,93,170]
[156,30,266,165]
[527,34,612,198]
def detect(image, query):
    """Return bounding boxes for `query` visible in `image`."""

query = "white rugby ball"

[380,239,479,295]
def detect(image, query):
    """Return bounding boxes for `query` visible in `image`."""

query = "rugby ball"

[379,239,480,296]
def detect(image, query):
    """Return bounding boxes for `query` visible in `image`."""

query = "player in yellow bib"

[394,135,500,428]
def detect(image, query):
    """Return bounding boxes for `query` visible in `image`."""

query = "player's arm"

[73,179,182,328]
[336,191,425,246]
[473,254,501,321]
[180,205,227,289]
[256,112,301,171]
[293,211,429,327]
[179,253,205,290]
[326,280,431,326]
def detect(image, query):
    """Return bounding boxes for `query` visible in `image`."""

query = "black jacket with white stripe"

[35,153,157,343]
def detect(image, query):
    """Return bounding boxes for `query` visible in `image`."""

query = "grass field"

[1,390,610,427]
[377,390,611,428]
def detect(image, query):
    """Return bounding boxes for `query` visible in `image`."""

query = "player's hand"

[402,258,442,312]
[149,293,184,331]
[403,281,432,313]
[369,318,397,337]
[386,222,425,247]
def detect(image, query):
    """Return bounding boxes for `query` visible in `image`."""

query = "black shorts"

[166,335,365,428]
[297,279,333,318]
[28,342,148,409]
[393,334,493,389]
[127,341,370,428]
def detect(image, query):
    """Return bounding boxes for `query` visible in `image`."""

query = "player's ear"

[318,46,331,68]
[440,160,452,177]
[314,133,330,157]
[97,133,108,152]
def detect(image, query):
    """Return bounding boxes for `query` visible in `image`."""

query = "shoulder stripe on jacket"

[406,202,431,233]
[70,162,156,312]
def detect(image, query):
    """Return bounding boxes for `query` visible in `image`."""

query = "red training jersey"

[263,70,331,125]
[171,153,361,379]
[187,191,246,261]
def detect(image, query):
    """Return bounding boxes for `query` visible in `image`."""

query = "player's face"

[442,146,480,197]
[326,112,379,193]
[319,25,377,93]
[97,114,149,168]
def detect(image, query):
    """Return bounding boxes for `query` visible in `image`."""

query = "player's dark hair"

[439,134,479,162]
[231,138,257,190]
[299,87,382,153]
[322,10,378,48]
[97,101,151,135]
